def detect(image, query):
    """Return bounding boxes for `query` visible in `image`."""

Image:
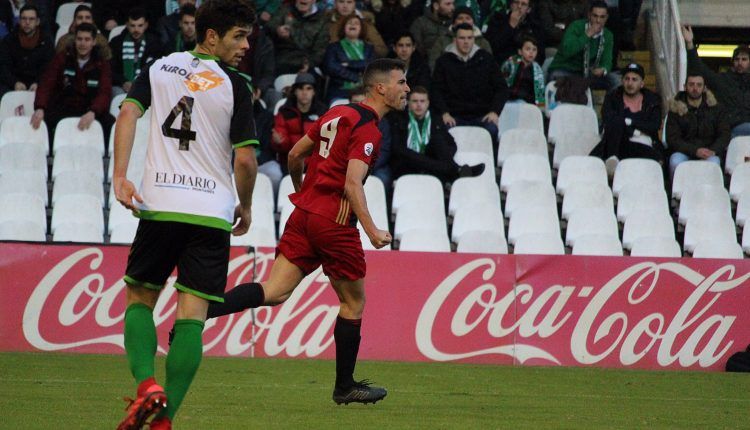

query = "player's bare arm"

[345,159,392,248]
[232,145,257,235]
[288,134,316,192]
[112,101,144,212]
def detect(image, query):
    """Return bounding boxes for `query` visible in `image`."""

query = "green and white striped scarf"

[339,39,365,90]
[407,111,431,154]
[122,33,146,81]
[501,55,546,108]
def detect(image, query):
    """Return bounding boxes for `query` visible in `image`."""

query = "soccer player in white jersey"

[113,1,258,429]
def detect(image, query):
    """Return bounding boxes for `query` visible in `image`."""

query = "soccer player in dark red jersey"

[205,58,408,404]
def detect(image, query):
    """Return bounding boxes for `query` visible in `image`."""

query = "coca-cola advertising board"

[1,243,749,371]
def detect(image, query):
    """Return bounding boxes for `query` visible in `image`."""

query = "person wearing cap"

[272,73,328,173]
[548,0,618,91]
[484,0,545,67]
[591,62,663,167]
[409,0,454,57]
[682,26,750,138]
[665,73,731,177]
[426,6,491,69]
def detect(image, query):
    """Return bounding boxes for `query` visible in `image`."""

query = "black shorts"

[124,219,230,302]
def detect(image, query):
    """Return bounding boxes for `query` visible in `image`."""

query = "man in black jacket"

[591,63,663,168]
[388,86,484,183]
[431,23,508,157]
[0,5,54,98]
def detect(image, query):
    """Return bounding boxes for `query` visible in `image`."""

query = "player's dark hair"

[179,4,197,20]
[127,7,148,22]
[362,58,406,89]
[196,0,256,44]
[589,1,608,12]
[452,22,474,35]
[408,86,429,97]
[74,4,92,18]
[19,4,39,17]
[337,14,367,41]
[75,22,98,38]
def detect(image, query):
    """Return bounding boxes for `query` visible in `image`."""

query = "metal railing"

[653,0,687,98]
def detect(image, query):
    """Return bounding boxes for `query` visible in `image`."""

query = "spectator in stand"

[255,0,281,25]
[501,35,545,108]
[484,0,545,66]
[349,86,393,188]
[0,5,54,99]
[548,0,618,91]
[683,26,750,139]
[56,4,111,61]
[164,4,196,54]
[372,0,418,47]
[155,0,196,49]
[537,0,586,50]
[252,86,283,197]
[323,15,375,102]
[409,0,454,57]
[391,31,430,90]
[266,0,330,75]
[110,7,162,95]
[591,63,662,168]
[387,86,485,182]
[31,23,113,149]
[427,6,491,70]
[431,23,507,156]
[478,0,509,31]
[666,73,731,177]
[92,0,132,33]
[237,22,279,110]
[326,0,388,57]
[271,73,328,174]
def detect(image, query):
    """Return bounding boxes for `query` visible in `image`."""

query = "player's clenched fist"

[369,229,392,249]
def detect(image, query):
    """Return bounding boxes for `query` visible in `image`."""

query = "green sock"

[124,303,157,384]
[160,319,205,420]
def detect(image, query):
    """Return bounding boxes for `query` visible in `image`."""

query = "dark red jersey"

[290,102,381,226]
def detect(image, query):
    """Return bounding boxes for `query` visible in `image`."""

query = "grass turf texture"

[1,352,748,429]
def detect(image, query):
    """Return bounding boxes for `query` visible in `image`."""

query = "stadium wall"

[1,243,749,371]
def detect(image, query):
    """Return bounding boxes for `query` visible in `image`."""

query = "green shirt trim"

[189,50,220,61]
[233,139,259,148]
[136,210,232,232]
[122,98,145,114]
[174,281,225,303]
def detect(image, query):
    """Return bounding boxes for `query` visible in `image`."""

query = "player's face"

[336,0,356,16]
[394,37,415,62]
[733,53,750,74]
[622,72,644,96]
[19,10,39,35]
[408,92,429,118]
[74,11,93,27]
[294,84,315,106]
[75,31,96,58]
[215,26,251,67]
[127,17,148,41]
[685,76,705,100]
[180,14,196,39]
[382,69,409,111]
[519,41,537,63]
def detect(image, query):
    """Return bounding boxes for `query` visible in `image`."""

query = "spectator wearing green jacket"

[548,0,618,90]
[267,0,330,75]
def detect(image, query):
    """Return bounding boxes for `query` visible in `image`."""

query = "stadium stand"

[496,128,547,167]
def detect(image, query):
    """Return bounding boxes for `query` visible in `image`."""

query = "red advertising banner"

[1,243,749,371]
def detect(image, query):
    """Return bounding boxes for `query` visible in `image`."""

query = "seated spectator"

[326,0,388,57]
[683,26,750,139]
[255,0,281,25]
[163,4,196,54]
[110,7,162,95]
[391,31,430,90]
[92,0,133,33]
[252,87,283,198]
[237,23,280,111]
[272,73,328,174]
[323,15,375,102]
[478,0,509,31]
[484,0,545,66]
[349,86,393,188]
[156,0,196,49]
[591,63,662,167]
[56,4,112,61]
[431,23,507,156]
[0,0,22,39]
[387,86,485,182]
[372,0,418,47]
[267,0,329,75]
[0,5,54,98]
[409,0,454,57]
[500,35,545,108]
[666,73,731,177]
[537,0,586,50]
[427,6,491,70]
[548,1,618,91]
[31,23,113,149]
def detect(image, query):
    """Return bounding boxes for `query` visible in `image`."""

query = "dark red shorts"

[277,208,366,281]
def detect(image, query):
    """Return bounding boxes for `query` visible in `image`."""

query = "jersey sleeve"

[229,72,259,148]
[123,65,152,114]
[347,122,380,166]
[305,114,323,143]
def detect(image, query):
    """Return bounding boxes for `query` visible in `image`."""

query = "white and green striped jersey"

[124,51,258,231]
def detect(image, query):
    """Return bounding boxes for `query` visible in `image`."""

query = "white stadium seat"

[629,237,682,258]
[51,195,103,234]
[0,193,46,229]
[53,222,103,243]
[52,145,103,181]
[0,90,35,120]
[677,184,731,226]
[513,233,565,255]
[572,234,623,256]
[110,223,140,244]
[52,170,104,207]
[456,230,508,254]
[0,142,47,181]
[729,163,750,202]
[453,151,496,184]
[543,80,593,118]
[552,131,601,169]
[398,229,451,252]
[0,219,46,242]
[108,25,126,42]
[616,185,669,223]
[273,74,297,93]
[497,128,547,167]
[692,239,743,259]
[451,202,504,243]
[0,115,49,154]
[500,154,551,192]
[622,209,675,250]
[391,174,444,216]
[498,102,544,137]
[52,117,104,156]
[108,203,138,234]
[394,200,447,241]
[672,160,724,200]
[449,126,493,159]
[565,208,618,247]
[448,177,500,217]
[612,158,664,197]
[504,180,557,219]
[508,206,560,245]
[0,169,48,206]
[683,210,737,254]
[547,104,598,146]
[724,136,750,175]
[110,93,127,118]
[561,182,614,220]
[556,156,607,196]
[277,204,295,238]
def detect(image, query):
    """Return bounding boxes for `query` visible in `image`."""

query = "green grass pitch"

[1,352,748,429]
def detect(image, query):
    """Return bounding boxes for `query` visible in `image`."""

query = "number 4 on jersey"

[319,116,341,158]
[162,96,197,151]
